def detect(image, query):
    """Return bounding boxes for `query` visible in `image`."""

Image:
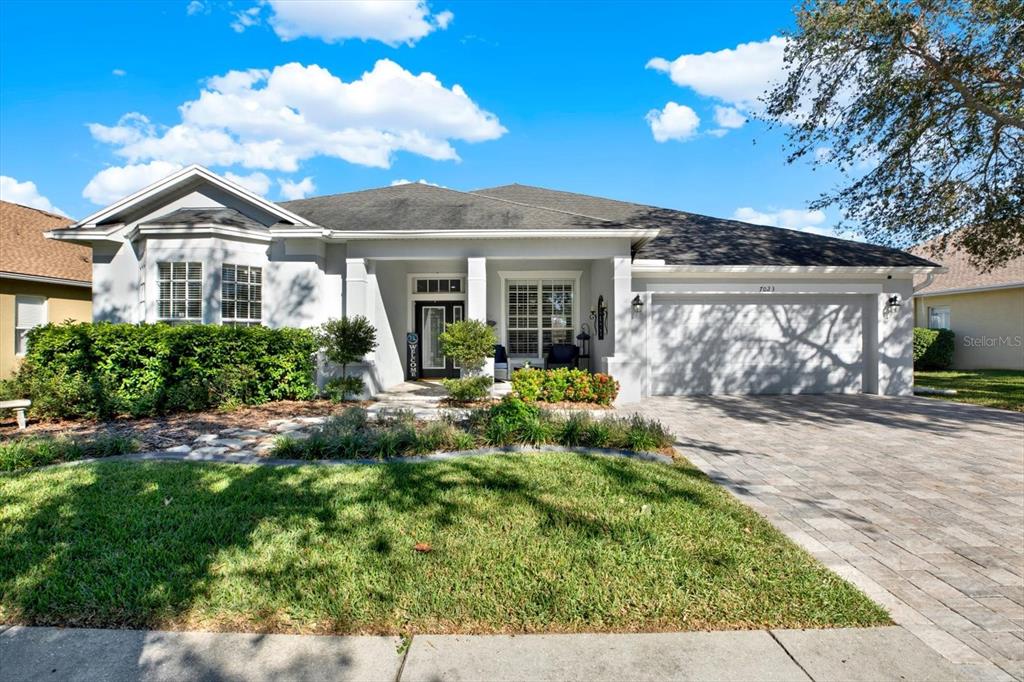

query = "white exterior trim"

[406,272,467,336]
[0,271,91,288]
[68,165,317,229]
[13,294,47,356]
[128,224,273,243]
[497,269,582,362]
[914,281,1024,298]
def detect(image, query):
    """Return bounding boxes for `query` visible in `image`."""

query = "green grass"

[0,434,138,472]
[915,370,1024,412]
[0,454,888,634]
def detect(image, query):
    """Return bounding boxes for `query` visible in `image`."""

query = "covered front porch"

[341,246,638,400]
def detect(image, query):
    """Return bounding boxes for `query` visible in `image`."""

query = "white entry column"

[344,257,369,318]
[605,255,643,404]
[467,256,492,377]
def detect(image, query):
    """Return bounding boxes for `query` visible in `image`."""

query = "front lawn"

[915,370,1024,412]
[0,455,888,634]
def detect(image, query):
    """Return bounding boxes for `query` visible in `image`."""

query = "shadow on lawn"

[0,455,728,635]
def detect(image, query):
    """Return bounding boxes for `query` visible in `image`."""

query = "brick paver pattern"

[625,395,1024,681]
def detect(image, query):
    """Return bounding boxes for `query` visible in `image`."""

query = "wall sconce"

[885,295,902,311]
[631,295,644,313]
[591,295,608,340]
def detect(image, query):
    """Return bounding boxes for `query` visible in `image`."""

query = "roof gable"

[70,165,316,230]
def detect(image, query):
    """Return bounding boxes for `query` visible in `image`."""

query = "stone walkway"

[623,395,1024,682]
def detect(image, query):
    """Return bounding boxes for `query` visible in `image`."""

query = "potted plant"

[315,316,378,401]
[438,319,496,402]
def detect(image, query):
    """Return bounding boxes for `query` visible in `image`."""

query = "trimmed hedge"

[913,327,955,370]
[511,367,619,405]
[4,322,317,419]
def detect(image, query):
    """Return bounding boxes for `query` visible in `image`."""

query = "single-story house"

[910,236,1023,370]
[48,165,941,402]
[1,200,92,378]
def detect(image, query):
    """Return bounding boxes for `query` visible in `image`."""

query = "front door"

[415,300,463,379]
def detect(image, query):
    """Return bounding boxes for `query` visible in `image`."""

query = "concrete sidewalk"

[0,625,963,681]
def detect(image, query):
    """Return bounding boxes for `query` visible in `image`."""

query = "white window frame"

[406,272,467,336]
[928,305,951,330]
[498,270,581,360]
[157,261,203,324]
[221,263,263,326]
[14,295,47,356]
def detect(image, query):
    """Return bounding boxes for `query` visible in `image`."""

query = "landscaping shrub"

[316,316,378,400]
[913,327,955,370]
[9,322,317,419]
[441,375,494,403]
[438,320,496,373]
[511,368,620,405]
[0,433,139,472]
[272,397,674,461]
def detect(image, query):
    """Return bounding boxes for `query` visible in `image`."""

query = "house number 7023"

[758,285,776,293]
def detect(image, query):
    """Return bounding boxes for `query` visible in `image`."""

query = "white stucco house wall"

[48,165,941,403]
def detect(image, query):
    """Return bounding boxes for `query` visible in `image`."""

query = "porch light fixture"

[631,295,644,313]
[885,295,902,311]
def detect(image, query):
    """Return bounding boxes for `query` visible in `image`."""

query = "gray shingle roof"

[143,207,268,231]
[473,184,938,268]
[280,183,629,232]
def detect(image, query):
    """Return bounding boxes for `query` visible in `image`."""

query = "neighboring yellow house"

[0,200,92,378]
[911,237,1023,371]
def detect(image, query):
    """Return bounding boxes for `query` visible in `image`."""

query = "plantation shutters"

[505,279,575,357]
[14,295,46,355]
[157,262,203,322]
[222,264,262,326]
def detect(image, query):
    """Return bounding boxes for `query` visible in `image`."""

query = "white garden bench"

[0,399,31,430]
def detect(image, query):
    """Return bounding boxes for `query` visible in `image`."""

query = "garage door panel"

[648,294,865,395]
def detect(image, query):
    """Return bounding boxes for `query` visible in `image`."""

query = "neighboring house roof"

[473,184,939,268]
[909,235,1024,295]
[0,200,90,284]
[280,182,633,233]
[142,207,268,231]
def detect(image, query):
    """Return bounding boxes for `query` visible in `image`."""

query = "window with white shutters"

[14,295,46,355]
[505,279,575,357]
[222,264,262,326]
[157,262,203,323]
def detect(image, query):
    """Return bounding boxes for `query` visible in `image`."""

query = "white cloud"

[713,105,746,129]
[814,146,833,162]
[0,176,65,215]
[231,6,261,33]
[186,0,208,15]
[732,206,834,236]
[645,102,700,143]
[86,60,506,178]
[82,161,182,205]
[278,176,315,200]
[224,171,271,196]
[647,36,787,113]
[112,68,127,77]
[390,178,443,187]
[258,0,454,46]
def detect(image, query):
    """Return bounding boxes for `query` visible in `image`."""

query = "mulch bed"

[0,401,360,451]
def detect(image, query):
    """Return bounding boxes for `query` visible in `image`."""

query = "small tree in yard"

[316,316,378,401]
[439,320,496,402]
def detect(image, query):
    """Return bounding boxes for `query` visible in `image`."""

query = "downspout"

[913,272,937,293]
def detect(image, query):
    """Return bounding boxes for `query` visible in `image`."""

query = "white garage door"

[648,294,865,395]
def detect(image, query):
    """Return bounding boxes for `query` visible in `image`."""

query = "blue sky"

[0,0,847,236]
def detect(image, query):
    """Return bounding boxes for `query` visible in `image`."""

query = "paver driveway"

[626,395,1024,681]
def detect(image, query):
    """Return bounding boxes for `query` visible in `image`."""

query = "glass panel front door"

[422,306,446,369]
[414,301,463,378]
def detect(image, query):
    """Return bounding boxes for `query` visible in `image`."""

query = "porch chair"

[544,343,580,370]
[493,344,509,381]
